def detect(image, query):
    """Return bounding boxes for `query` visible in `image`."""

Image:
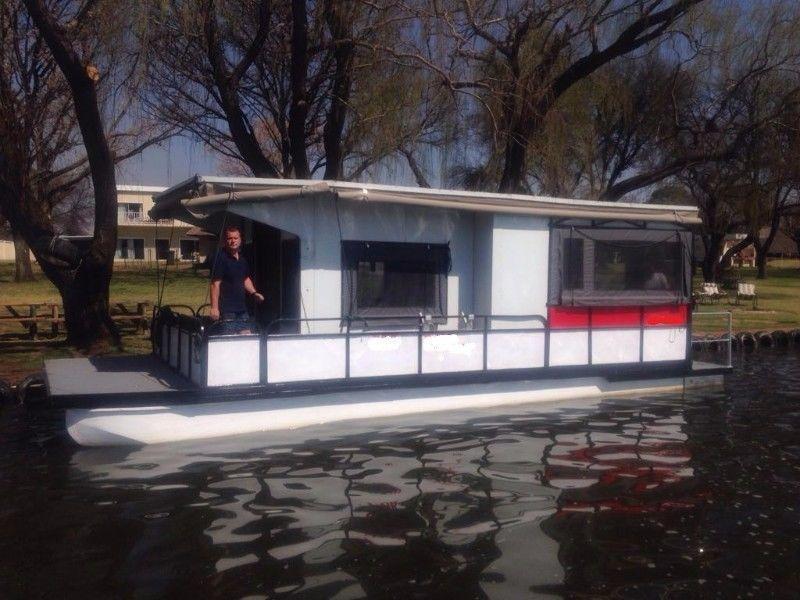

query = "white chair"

[736,282,757,308]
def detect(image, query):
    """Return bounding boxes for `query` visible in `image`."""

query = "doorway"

[248,222,300,332]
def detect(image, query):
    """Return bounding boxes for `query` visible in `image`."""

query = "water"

[2,352,800,598]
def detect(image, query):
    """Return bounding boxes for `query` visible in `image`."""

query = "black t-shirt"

[212,250,250,313]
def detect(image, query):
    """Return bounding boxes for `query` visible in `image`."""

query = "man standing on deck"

[209,225,264,333]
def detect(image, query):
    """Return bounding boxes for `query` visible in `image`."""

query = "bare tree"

[3,0,169,348]
[382,0,706,193]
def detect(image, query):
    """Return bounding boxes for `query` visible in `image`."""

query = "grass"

[693,258,800,334]
[0,261,209,384]
[1,258,799,384]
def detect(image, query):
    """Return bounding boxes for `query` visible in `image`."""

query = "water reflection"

[2,352,800,597]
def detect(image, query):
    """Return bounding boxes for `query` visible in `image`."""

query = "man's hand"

[210,307,220,321]
[253,292,265,304]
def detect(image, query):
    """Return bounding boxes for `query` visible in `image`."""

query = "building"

[115,185,210,264]
[2,185,215,265]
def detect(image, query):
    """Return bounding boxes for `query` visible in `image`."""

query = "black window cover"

[342,241,449,322]
[549,225,692,306]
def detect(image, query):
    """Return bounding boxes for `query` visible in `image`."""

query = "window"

[563,238,584,290]
[116,238,144,260]
[118,203,144,222]
[179,239,199,260]
[594,241,682,292]
[549,226,690,307]
[342,241,449,321]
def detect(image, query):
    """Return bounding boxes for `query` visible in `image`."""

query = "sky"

[115,136,219,189]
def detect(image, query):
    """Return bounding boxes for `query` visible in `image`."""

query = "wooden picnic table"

[0,301,151,339]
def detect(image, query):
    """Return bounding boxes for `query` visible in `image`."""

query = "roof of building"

[151,175,701,226]
[117,184,168,194]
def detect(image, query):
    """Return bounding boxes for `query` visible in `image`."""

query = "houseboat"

[44,176,729,446]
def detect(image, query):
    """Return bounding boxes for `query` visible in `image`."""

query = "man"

[209,225,264,333]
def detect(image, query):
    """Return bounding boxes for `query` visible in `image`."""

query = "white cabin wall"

[232,196,475,332]
[490,215,550,328]
[472,213,493,318]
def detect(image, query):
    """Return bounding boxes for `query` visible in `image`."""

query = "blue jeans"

[220,311,252,335]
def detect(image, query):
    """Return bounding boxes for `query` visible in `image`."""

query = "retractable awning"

[149,175,701,226]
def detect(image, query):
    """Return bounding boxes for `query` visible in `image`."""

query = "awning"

[149,175,701,226]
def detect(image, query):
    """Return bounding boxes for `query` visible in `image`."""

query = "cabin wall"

[472,214,493,318]
[231,195,475,332]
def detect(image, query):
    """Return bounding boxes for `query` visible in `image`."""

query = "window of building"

[341,241,449,322]
[179,239,199,260]
[116,238,144,260]
[118,203,144,222]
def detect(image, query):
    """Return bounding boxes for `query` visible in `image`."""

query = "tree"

[384,0,706,193]
[3,0,167,348]
[145,0,421,182]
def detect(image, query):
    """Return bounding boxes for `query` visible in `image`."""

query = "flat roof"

[118,184,167,193]
[151,175,700,225]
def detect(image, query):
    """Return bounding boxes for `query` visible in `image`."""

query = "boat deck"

[45,354,730,409]
[45,355,196,399]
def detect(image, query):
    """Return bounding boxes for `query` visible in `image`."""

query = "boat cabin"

[149,176,699,391]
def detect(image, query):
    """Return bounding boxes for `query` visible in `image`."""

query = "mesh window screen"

[342,241,450,322]
[550,225,691,306]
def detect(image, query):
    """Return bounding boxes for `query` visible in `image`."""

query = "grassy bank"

[1,258,799,384]
[693,259,800,333]
[0,261,208,383]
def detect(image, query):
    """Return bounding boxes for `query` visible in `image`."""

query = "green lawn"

[693,259,800,333]
[0,261,209,383]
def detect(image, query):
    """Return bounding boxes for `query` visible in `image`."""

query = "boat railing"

[153,304,695,388]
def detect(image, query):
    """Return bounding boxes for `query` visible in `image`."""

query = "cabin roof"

[150,174,701,226]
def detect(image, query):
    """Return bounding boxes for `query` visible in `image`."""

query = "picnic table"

[0,301,151,340]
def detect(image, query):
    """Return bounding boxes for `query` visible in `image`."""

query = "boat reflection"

[70,397,700,597]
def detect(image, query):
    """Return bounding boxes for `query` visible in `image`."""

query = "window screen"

[563,238,584,290]
[549,226,691,306]
[342,241,449,322]
[594,241,682,292]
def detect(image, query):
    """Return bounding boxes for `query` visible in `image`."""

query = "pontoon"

[44,176,730,446]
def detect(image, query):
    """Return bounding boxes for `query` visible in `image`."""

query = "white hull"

[66,373,723,447]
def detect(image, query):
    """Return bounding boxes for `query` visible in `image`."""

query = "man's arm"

[210,279,221,320]
[244,276,264,303]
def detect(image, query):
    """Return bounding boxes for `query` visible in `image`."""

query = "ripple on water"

[1,351,800,598]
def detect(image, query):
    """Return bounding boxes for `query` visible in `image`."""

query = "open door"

[249,222,300,332]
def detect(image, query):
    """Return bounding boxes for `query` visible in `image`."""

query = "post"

[345,317,351,379]
[482,315,489,371]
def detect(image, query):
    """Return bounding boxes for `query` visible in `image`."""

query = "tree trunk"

[13,230,34,282]
[700,232,732,282]
[288,0,310,178]
[23,0,120,350]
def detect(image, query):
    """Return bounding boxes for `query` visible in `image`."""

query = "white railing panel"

[591,329,640,365]
[349,334,418,377]
[549,331,589,366]
[487,331,545,370]
[207,338,261,386]
[422,333,483,373]
[643,328,687,362]
[267,336,346,383]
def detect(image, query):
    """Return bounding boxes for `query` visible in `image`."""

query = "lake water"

[2,352,800,598]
